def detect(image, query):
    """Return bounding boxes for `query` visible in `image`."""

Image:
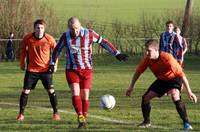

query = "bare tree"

[182,0,193,37]
[0,0,59,60]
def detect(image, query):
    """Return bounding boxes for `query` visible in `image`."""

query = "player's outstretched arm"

[126,71,141,97]
[181,76,198,103]
[116,53,129,61]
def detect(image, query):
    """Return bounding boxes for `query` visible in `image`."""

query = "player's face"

[34,24,45,39]
[166,23,174,33]
[145,46,159,59]
[69,20,81,38]
[175,27,181,35]
[10,33,14,38]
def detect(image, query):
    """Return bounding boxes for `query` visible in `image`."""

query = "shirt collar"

[80,27,84,37]
[165,31,176,36]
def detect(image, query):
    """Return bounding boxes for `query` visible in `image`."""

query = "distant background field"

[43,0,200,25]
[2,0,200,57]
[0,55,200,131]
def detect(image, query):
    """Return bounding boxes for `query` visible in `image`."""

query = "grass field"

[43,0,200,25]
[0,54,200,131]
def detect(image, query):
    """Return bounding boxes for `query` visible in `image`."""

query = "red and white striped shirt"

[52,27,120,69]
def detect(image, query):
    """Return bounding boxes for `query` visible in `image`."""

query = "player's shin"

[19,92,29,114]
[82,99,89,117]
[48,92,58,114]
[141,97,151,123]
[72,96,83,115]
[174,100,189,123]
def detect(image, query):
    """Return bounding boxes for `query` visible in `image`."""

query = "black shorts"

[145,78,181,97]
[23,71,54,90]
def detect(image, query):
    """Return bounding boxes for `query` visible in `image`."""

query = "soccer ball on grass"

[100,94,116,110]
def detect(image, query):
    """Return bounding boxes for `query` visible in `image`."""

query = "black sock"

[48,92,58,114]
[174,100,189,123]
[19,92,28,114]
[141,98,151,123]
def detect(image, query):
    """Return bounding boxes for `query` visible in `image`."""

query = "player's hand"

[126,87,133,97]
[188,92,197,103]
[54,64,57,72]
[116,54,128,61]
[48,64,54,74]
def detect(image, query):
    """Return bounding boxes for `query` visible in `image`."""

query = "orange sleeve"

[136,56,149,74]
[45,34,56,49]
[50,36,57,49]
[20,34,29,68]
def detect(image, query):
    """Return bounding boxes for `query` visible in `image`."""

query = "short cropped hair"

[174,26,180,31]
[145,39,159,50]
[165,20,174,26]
[68,16,80,28]
[34,19,46,28]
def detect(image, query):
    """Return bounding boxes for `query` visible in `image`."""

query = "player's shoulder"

[88,28,99,36]
[80,27,92,35]
[81,27,97,37]
[160,31,165,35]
[44,33,54,39]
[44,33,56,42]
[160,31,168,36]
[88,28,93,32]
[23,32,33,40]
[160,52,173,61]
[172,31,176,35]
[60,32,67,37]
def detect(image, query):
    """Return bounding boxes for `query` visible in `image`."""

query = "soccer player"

[51,16,128,129]
[16,19,60,121]
[174,26,188,65]
[126,39,197,130]
[159,20,180,61]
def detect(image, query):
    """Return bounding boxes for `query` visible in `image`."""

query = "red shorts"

[65,69,92,89]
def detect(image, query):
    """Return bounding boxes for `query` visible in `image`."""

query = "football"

[100,94,116,110]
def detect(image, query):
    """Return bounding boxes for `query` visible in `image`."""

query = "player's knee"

[170,91,180,101]
[81,94,89,100]
[48,88,55,94]
[171,95,180,101]
[81,89,90,100]
[23,89,31,94]
[142,95,149,104]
